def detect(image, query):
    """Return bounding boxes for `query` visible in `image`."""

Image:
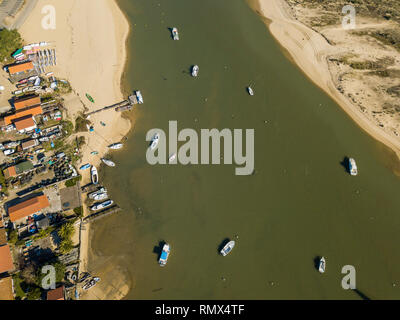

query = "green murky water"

[88,0,400,299]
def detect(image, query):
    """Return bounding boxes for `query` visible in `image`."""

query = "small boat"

[220,240,235,256]
[102,158,115,167]
[79,163,91,170]
[108,143,123,150]
[349,158,358,176]
[100,121,106,126]
[191,65,199,77]
[91,151,98,155]
[3,149,15,156]
[171,27,179,40]
[150,133,160,150]
[86,93,95,103]
[135,90,144,104]
[318,257,326,273]
[247,86,254,96]
[168,153,176,163]
[91,200,113,211]
[159,243,170,266]
[93,192,108,201]
[91,166,98,184]
[88,187,107,199]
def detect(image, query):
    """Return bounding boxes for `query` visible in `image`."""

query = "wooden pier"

[84,93,138,117]
[82,205,122,224]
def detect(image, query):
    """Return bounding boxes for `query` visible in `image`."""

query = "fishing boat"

[150,133,160,150]
[168,153,176,163]
[349,158,358,176]
[108,143,123,150]
[247,86,254,96]
[88,187,107,199]
[220,240,235,256]
[91,166,98,184]
[318,257,326,273]
[90,199,113,211]
[171,27,179,40]
[192,65,199,77]
[159,243,170,266]
[86,93,95,103]
[79,163,91,170]
[135,90,144,104]
[102,158,115,167]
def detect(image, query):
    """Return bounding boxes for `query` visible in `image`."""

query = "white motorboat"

[135,90,144,104]
[159,243,170,266]
[90,199,113,211]
[191,65,199,77]
[168,153,177,163]
[349,158,358,176]
[91,166,98,184]
[150,133,160,150]
[88,187,107,199]
[247,86,254,96]
[220,240,235,256]
[318,257,326,273]
[172,27,179,40]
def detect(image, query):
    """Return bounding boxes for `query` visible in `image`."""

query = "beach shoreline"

[253,0,400,161]
[18,0,133,299]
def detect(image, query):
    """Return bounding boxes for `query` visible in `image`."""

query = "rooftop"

[13,116,36,131]
[0,245,14,274]
[4,105,43,125]
[8,62,34,75]
[8,194,50,222]
[13,95,41,111]
[0,276,13,300]
[47,286,64,300]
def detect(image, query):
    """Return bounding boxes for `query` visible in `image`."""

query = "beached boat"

[108,143,123,150]
[93,192,108,201]
[3,149,15,156]
[247,86,254,96]
[86,93,95,103]
[220,240,235,256]
[349,158,358,176]
[172,27,179,40]
[90,199,113,211]
[91,166,99,184]
[192,65,199,77]
[318,257,326,273]
[150,133,160,150]
[159,243,170,266]
[168,153,176,163]
[102,158,115,167]
[91,151,98,155]
[79,163,91,170]
[135,90,144,104]
[88,187,107,199]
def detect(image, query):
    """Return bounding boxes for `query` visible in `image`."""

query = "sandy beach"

[254,0,400,160]
[19,0,132,299]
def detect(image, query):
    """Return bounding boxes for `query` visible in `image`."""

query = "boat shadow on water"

[340,156,351,174]
[153,241,167,262]
[313,256,322,271]
[217,238,231,255]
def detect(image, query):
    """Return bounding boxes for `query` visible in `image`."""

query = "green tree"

[58,222,74,239]
[7,229,18,245]
[59,238,74,254]
[0,29,23,62]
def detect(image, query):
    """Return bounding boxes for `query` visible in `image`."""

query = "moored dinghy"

[247,86,254,96]
[108,143,123,150]
[150,133,160,150]
[171,27,179,40]
[102,158,116,167]
[191,65,199,77]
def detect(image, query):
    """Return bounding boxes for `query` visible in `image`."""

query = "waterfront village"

[0,29,137,300]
